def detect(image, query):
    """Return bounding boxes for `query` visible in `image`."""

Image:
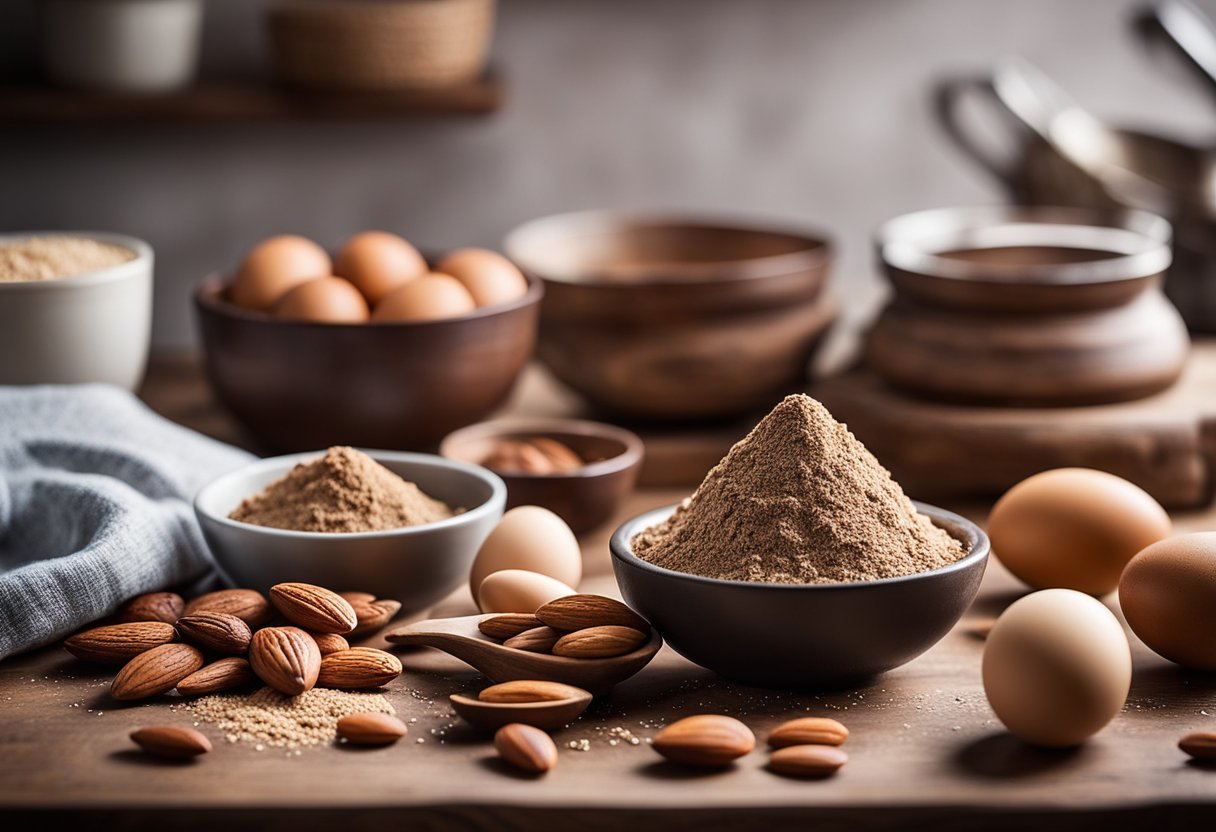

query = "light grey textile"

[0,385,253,660]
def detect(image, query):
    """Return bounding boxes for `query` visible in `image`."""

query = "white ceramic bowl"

[194,450,507,614]
[0,232,153,390]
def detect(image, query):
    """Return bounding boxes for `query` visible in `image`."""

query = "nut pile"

[480,437,586,476]
[477,594,651,660]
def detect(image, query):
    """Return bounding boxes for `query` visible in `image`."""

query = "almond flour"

[181,686,395,749]
[0,235,134,282]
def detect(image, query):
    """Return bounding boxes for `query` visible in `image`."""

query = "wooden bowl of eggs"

[195,231,542,451]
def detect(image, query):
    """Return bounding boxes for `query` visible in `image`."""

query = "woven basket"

[268,0,495,91]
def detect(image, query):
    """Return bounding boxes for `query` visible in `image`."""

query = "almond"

[249,626,321,695]
[111,643,204,701]
[652,715,755,767]
[495,723,557,774]
[337,712,409,745]
[478,680,588,704]
[768,744,848,778]
[64,621,178,665]
[317,647,402,689]
[477,614,542,641]
[339,591,377,604]
[115,592,185,624]
[503,626,563,653]
[130,725,212,759]
[312,633,350,656]
[184,589,272,627]
[176,612,252,655]
[536,594,650,633]
[552,625,648,659]
[1179,731,1216,760]
[768,717,849,748]
[348,598,403,638]
[269,583,357,634]
[176,657,256,697]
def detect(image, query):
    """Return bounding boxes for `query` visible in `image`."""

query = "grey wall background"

[1,0,1213,348]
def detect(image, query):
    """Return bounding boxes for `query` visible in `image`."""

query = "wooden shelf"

[0,77,503,123]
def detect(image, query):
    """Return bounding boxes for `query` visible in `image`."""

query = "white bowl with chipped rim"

[0,231,153,390]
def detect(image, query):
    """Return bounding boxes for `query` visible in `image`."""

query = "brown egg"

[1120,533,1216,670]
[437,248,528,308]
[231,235,331,312]
[372,273,476,322]
[334,231,427,305]
[987,468,1171,596]
[274,277,370,323]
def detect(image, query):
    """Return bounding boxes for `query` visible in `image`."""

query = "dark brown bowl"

[439,418,644,534]
[504,212,837,421]
[194,275,542,451]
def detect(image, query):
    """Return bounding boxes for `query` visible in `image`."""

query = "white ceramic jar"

[42,0,203,93]
[0,233,153,391]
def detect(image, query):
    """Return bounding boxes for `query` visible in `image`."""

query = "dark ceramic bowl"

[194,274,542,451]
[439,418,644,534]
[505,212,837,421]
[610,502,989,689]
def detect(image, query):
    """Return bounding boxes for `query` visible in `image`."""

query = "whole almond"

[536,594,650,633]
[652,715,755,767]
[552,625,648,659]
[317,647,402,689]
[312,633,350,656]
[495,723,558,774]
[530,438,584,470]
[64,622,179,665]
[479,680,588,704]
[115,592,185,624]
[176,657,256,697]
[768,717,849,748]
[339,591,376,604]
[176,612,252,655]
[503,626,563,653]
[349,598,403,638]
[478,614,542,641]
[249,626,321,695]
[111,643,204,701]
[1179,731,1216,760]
[130,725,212,759]
[269,583,357,634]
[337,713,409,746]
[184,589,272,627]
[768,744,848,778]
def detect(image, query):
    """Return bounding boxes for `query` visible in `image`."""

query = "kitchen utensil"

[1137,0,1216,98]
[448,688,593,731]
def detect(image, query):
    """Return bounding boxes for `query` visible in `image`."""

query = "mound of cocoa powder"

[632,395,965,583]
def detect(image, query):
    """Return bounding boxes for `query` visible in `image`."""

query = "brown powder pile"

[181,687,394,749]
[0,235,134,282]
[633,394,965,584]
[229,446,456,533]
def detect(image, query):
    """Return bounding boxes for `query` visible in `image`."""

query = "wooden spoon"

[449,690,593,732]
[384,614,662,694]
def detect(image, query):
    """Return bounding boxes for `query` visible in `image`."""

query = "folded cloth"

[0,385,253,660]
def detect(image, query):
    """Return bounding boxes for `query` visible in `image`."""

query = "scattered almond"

[536,594,650,633]
[115,592,185,625]
[1179,731,1216,760]
[64,621,178,665]
[249,626,321,695]
[768,717,849,748]
[269,582,358,634]
[111,643,204,701]
[337,712,409,746]
[552,625,648,659]
[176,657,256,697]
[478,680,588,704]
[183,589,272,627]
[503,626,563,653]
[768,744,848,778]
[495,723,558,774]
[652,715,755,767]
[312,633,350,656]
[176,612,252,655]
[478,613,542,641]
[317,647,403,689]
[348,598,403,638]
[130,725,212,759]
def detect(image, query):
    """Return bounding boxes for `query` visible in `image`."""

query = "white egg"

[478,569,577,614]
[469,506,582,609]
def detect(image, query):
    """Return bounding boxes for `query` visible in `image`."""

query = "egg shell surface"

[1120,532,1216,670]
[469,506,582,606]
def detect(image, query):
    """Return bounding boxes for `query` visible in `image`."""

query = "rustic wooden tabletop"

[1,356,1214,831]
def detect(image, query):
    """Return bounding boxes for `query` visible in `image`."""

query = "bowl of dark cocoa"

[608,394,989,690]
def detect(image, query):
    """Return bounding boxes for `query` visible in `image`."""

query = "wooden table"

[2,356,1215,831]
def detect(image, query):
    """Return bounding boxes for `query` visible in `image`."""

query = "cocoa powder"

[633,395,965,583]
